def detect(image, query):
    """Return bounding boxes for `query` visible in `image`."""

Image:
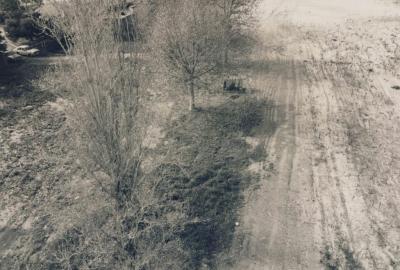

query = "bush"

[5,15,39,39]
[0,0,19,14]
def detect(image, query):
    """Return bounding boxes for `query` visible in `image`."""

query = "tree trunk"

[223,22,230,67]
[224,46,229,65]
[188,80,195,111]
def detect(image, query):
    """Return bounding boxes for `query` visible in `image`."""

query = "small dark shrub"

[0,36,6,52]
[5,16,39,39]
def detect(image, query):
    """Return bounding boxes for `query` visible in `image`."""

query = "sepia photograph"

[1,0,400,269]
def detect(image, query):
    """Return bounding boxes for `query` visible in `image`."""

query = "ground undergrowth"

[0,61,270,269]
[147,96,268,269]
[44,95,270,270]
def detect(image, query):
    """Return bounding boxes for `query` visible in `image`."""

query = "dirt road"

[220,0,400,269]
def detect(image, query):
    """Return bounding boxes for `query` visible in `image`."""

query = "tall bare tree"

[43,0,145,210]
[152,0,222,111]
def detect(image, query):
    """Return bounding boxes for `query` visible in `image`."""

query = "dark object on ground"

[391,85,400,90]
[368,68,374,73]
[0,35,6,52]
[34,38,63,53]
[0,52,7,67]
[223,78,246,93]
[5,16,39,39]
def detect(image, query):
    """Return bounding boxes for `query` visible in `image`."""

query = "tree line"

[0,0,42,39]
[36,0,258,268]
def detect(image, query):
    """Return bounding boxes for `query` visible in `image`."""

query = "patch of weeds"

[321,243,363,270]
[340,242,363,270]
[152,96,268,269]
[250,143,266,161]
[0,63,56,121]
[321,245,340,270]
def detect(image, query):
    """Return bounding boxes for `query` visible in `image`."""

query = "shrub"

[5,16,39,39]
[0,0,19,14]
[0,12,5,23]
[151,0,223,111]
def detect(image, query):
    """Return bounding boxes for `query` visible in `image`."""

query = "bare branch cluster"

[43,0,146,210]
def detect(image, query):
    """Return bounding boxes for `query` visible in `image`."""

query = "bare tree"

[42,0,145,210]
[152,0,222,111]
[213,0,258,65]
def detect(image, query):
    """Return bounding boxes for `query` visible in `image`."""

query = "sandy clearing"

[257,0,400,27]
[220,0,400,269]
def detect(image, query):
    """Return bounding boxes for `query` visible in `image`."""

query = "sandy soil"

[219,0,400,269]
[0,63,104,268]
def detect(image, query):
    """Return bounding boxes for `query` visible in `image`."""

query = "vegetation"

[45,0,145,210]
[5,15,39,39]
[151,0,258,110]
[0,0,20,14]
[213,0,259,65]
[152,0,223,111]
[7,0,263,268]
[156,97,267,268]
[1,0,42,40]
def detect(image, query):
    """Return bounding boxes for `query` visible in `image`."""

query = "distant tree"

[153,0,222,111]
[5,15,39,39]
[212,0,258,65]
[0,0,20,14]
[1,0,44,40]
[0,0,42,14]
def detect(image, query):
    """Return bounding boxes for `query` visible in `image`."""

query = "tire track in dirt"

[300,30,400,269]
[306,51,366,268]
[219,52,322,269]
[221,1,400,268]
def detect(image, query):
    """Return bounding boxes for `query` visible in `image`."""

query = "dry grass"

[148,96,267,269]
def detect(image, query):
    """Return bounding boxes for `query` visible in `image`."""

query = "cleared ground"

[219,0,400,269]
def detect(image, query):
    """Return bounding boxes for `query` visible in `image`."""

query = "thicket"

[36,0,260,268]
[5,15,40,39]
[0,0,44,40]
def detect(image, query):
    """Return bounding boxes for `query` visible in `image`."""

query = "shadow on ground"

[0,62,55,124]
[150,95,280,269]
